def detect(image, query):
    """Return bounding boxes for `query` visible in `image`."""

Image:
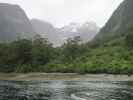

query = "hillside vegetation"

[0,31,133,74]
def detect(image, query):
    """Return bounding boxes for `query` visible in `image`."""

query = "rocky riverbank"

[0,73,133,81]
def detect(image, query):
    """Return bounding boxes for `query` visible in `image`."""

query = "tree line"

[0,31,133,74]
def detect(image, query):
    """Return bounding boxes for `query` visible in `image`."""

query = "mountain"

[76,22,99,42]
[0,3,35,42]
[31,19,99,46]
[31,19,57,38]
[58,22,99,44]
[31,19,61,46]
[95,0,133,42]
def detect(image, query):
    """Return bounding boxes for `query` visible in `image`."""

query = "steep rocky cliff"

[0,3,35,42]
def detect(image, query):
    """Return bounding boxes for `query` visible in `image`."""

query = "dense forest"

[0,31,133,74]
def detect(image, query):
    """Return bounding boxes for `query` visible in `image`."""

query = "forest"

[0,30,133,74]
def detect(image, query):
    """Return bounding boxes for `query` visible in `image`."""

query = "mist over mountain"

[61,22,99,43]
[95,0,133,42]
[0,3,35,42]
[31,19,59,43]
[0,3,99,46]
[31,19,99,46]
[31,19,62,46]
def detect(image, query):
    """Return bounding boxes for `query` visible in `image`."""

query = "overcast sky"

[0,0,124,28]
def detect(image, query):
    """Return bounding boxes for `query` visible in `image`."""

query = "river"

[0,80,133,100]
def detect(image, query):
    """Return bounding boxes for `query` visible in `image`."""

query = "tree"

[12,39,32,64]
[32,35,54,65]
[125,32,133,50]
[62,36,82,62]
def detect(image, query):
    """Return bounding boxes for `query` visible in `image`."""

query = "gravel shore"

[0,73,133,81]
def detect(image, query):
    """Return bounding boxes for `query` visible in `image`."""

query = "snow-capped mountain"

[59,22,99,43]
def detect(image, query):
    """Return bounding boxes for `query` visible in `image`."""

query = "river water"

[0,80,133,100]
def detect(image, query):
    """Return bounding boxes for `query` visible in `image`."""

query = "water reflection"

[0,81,133,100]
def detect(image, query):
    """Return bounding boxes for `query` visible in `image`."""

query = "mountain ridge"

[0,3,35,42]
[95,0,133,42]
